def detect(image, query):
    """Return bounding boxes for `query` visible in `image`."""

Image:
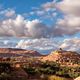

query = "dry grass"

[48,75,73,80]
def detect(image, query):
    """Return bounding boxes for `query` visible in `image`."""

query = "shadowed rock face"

[0,48,42,57]
[41,50,80,64]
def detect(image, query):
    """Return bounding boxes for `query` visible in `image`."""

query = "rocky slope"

[0,48,41,57]
[41,49,80,64]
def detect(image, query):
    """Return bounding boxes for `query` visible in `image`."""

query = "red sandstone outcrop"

[41,49,80,65]
[0,48,41,57]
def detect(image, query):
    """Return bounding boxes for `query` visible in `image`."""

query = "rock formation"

[41,49,80,65]
[0,48,41,57]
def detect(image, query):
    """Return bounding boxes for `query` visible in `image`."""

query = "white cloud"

[53,16,80,36]
[39,0,80,37]
[26,19,49,38]
[41,0,80,17]
[0,8,16,17]
[56,0,80,16]
[60,38,80,52]
[0,15,27,36]
[0,0,80,38]
[0,15,49,38]
[36,10,45,16]
[0,37,80,54]
[0,1,80,54]
[16,38,59,54]
[29,12,35,15]
[0,13,80,38]
[41,1,55,11]
[53,0,80,37]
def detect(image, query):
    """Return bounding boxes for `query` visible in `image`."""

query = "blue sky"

[0,0,51,13]
[0,0,80,53]
[0,0,62,25]
[0,0,52,15]
[0,0,80,38]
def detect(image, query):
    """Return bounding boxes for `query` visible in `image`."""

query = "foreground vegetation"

[22,61,80,80]
[0,61,79,80]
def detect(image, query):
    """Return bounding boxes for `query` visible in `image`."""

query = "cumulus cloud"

[41,1,56,11]
[16,38,59,54]
[35,10,45,16]
[59,38,80,52]
[0,37,80,54]
[16,38,80,53]
[56,0,80,16]
[0,15,26,36]
[42,0,80,17]
[0,37,60,54]
[0,14,49,38]
[52,0,80,37]
[53,16,80,36]
[26,19,49,38]
[39,0,80,37]
[30,1,57,20]
[0,1,80,54]
[0,0,80,38]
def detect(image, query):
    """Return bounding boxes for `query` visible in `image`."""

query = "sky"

[0,0,80,54]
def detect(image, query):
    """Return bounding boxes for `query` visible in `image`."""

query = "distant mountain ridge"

[0,48,80,65]
[0,48,41,57]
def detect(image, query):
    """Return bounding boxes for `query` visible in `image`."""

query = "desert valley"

[0,0,80,80]
[0,48,79,80]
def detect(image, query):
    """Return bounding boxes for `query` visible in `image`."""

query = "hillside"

[41,49,80,65]
[0,48,41,57]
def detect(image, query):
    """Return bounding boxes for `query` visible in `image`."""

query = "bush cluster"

[23,61,80,78]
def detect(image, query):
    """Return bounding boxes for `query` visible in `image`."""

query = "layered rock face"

[42,49,80,64]
[0,48,41,57]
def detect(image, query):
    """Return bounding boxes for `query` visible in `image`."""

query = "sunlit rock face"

[41,49,80,64]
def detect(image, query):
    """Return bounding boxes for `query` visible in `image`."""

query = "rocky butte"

[41,48,80,65]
